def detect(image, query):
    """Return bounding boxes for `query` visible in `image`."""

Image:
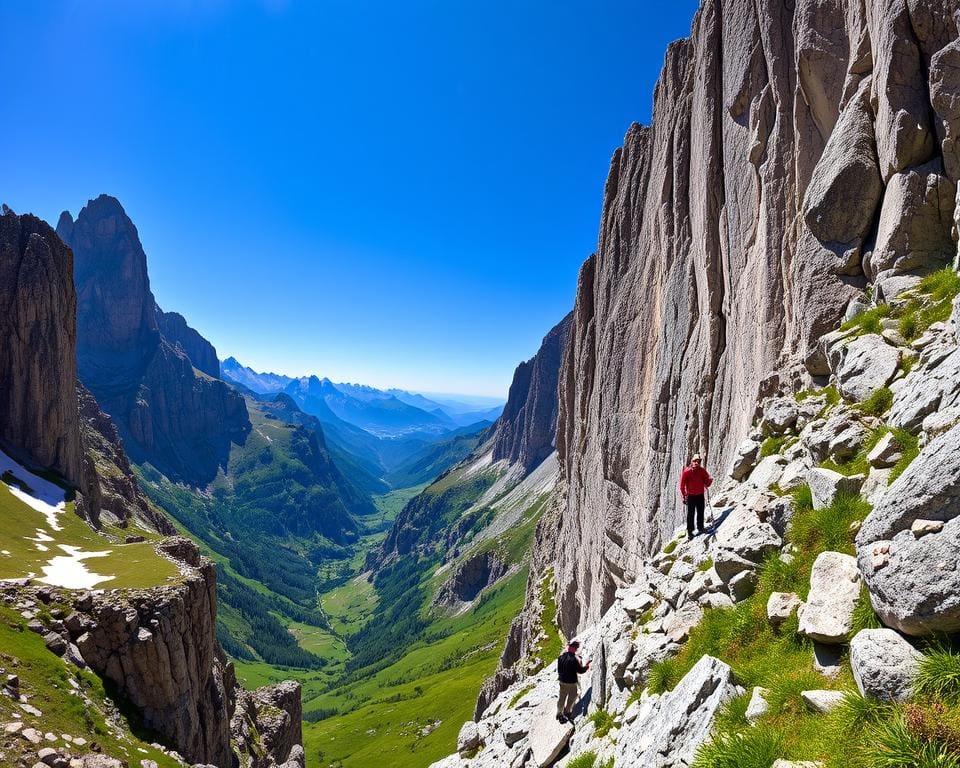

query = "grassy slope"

[0,605,182,768]
[0,484,178,589]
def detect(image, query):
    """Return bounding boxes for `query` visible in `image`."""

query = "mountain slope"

[58,195,251,487]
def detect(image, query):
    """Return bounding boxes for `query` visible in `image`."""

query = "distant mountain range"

[221,357,504,437]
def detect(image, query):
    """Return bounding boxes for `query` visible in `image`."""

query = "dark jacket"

[557,651,589,684]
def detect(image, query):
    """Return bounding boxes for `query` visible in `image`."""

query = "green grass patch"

[760,436,788,458]
[508,683,535,709]
[842,302,892,335]
[663,539,678,555]
[589,708,617,738]
[698,558,714,573]
[531,570,563,672]
[855,386,894,417]
[889,428,920,483]
[692,724,783,768]
[567,752,597,768]
[914,647,960,705]
[0,484,179,589]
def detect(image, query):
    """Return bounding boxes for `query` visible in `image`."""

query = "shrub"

[647,657,682,694]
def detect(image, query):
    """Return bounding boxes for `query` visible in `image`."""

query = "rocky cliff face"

[58,195,250,487]
[156,306,221,378]
[552,0,960,633]
[0,206,82,487]
[492,313,572,472]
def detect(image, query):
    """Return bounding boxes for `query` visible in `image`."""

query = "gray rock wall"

[0,207,82,486]
[553,0,960,632]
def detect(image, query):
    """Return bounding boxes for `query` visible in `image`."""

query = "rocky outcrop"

[491,313,572,472]
[76,382,175,534]
[156,306,220,378]
[856,419,960,635]
[434,550,509,611]
[58,195,250,486]
[0,206,82,486]
[548,0,960,634]
[73,539,235,766]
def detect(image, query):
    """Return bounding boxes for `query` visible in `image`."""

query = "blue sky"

[2,0,699,397]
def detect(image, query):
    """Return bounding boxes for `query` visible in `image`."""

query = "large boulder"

[730,439,761,481]
[856,423,960,635]
[850,628,923,702]
[798,552,862,643]
[807,467,865,510]
[712,505,782,562]
[890,347,960,431]
[802,413,869,463]
[457,721,481,754]
[528,701,574,767]
[834,334,900,403]
[762,398,800,436]
[614,656,739,767]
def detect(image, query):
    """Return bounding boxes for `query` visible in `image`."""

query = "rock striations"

[551,0,960,634]
[58,195,250,487]
[0,206,82,487]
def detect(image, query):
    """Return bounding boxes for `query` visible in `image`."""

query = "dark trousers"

[686,494,705,534]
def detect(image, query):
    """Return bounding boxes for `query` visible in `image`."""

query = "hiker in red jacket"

[679,453,713,537]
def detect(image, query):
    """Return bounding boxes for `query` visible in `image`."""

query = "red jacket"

[679,465,713,497]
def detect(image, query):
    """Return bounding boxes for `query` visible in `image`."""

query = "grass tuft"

[589,709,617,738]
[889,428,920,483]
[567,752,597,768]
[914,648,960,705]
[691,725,783,768]
[760,436,788,458]
[855,386,894,417]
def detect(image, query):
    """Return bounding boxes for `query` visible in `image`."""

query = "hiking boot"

[557,714,567,724]
[564,711,574,723]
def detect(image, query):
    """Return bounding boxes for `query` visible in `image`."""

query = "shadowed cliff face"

[58,195,250,487]
[0,207,82,486]
[552,0,960,632]
[492,313,572,472]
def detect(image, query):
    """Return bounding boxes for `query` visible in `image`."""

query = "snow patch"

[0,450,67,531]
[37,545,114,590]
[29,529,54,552]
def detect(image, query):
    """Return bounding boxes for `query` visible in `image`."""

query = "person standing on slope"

[680,453,713,538]
[557,640,591,723]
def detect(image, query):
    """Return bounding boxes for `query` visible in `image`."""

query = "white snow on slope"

[37,545,114,590]
[0,449,67,531]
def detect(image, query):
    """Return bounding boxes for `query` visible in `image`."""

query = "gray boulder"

[807,468,865,511]
[528,702,574,767]
[762,398,799,436]
[850,629,922,702]
[457,721,480,754]
[868,432,902,468]
[856,423,960,634]
[766,592,802,629]
[835,334,900,403]
[800,690,845,713]
[803,413,869,463]
[713,505,782,562]
[798,552,861,643]
[730,439,761,481]
[614,656,739,767]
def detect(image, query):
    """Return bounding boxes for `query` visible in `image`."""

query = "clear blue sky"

[2,0,699,397]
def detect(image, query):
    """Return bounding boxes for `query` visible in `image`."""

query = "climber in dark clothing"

[557,640,591,723]
[680,453,713,537]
